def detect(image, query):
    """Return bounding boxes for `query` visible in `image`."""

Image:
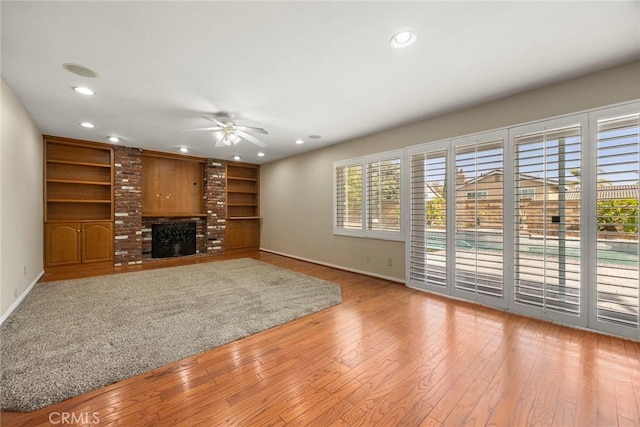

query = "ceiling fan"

[181,113,268,147]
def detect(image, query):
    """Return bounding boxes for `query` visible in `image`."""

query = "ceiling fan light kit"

[182,114,269,149]
[215,125,242,146]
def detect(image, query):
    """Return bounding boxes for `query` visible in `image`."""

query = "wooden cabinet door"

[82,222,113,263]
[226,219,260,250]
[243,219,259,248]
[45,223,81,266]
[227,220,244,249]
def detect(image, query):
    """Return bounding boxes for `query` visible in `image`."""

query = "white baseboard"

[259,248,405,284]
[0,270,44,325]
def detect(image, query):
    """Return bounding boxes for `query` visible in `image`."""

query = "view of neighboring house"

[427,169,639,239]
[456,170,559,203]
[455,170,560,232]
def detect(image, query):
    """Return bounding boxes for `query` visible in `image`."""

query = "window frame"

[333,149,405,241]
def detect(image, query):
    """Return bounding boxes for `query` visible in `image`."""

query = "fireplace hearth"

[151,222,196,258]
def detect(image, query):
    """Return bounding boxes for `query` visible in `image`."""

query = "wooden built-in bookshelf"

[226,162,260,251]
[44,136,114,269]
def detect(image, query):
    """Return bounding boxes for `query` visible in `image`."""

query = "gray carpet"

[0,258,342,412]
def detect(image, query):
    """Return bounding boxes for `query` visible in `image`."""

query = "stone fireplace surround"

[113,146,227,266]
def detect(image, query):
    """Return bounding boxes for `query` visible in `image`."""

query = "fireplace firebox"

[151,222,196,258]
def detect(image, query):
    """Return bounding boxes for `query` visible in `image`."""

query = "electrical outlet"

[387,258,393,267]
[365,255,371,263]
[13,288,18,298]
[23,265,27,276]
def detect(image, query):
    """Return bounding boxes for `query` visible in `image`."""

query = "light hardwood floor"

[2,251,639,426]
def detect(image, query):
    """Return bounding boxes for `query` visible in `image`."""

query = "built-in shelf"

[44,136,115,270]
[226,162,260,252]
[47,179,111,185]
[47,159,112,168]
[48,199,111,203]
[227,176,257,182]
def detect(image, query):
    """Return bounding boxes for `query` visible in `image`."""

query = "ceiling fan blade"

[210,111,238,121]
[212,118,233,127]
[178,126,222,132]
[238,130,267,147]
[236,125,268,135]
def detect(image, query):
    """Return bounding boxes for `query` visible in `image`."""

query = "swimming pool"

[424,231,638,267]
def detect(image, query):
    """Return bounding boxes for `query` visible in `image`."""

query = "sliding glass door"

[453,132,506,307]
[510,118,586,326]
[407,132,507,308]
[406,103,639,339]
[589,106,640,338]
[407,142,448,293]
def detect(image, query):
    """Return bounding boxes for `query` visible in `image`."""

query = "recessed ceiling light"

[257,152,265,157]
[72,86,95,96]
[108,136,120,143]
[295,139,304,145]
[179,147,189,153]
[63,63,99,78]
[308,135,322,140]
[233,155,241,161]
[390,31,417,48]
[79,122,95,128]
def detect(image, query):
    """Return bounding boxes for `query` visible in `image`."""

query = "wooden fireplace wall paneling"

[43,135,115,271]
[142,153,204,216]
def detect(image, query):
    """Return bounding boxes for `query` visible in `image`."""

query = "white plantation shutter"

[409,149,447,289]
[513,123,583,318]
[594,112,639,329]
[334,150,403,240]
[404,102,638,339]
[366,157,401,232]
[454,139,504,299]
[334,162,363,231]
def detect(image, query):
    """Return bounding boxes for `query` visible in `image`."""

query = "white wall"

[260,60,640,281]
[1,78,43,319]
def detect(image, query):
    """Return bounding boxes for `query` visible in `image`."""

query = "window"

[367,158,401,232]
[519,188,535,199]
[334,162,363,231]
[466,191,488,200]
[334,151,403,240]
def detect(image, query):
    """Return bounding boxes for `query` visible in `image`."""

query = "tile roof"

[565,184,639,200]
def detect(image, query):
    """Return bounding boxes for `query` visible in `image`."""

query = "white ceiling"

[2,1,639,164]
